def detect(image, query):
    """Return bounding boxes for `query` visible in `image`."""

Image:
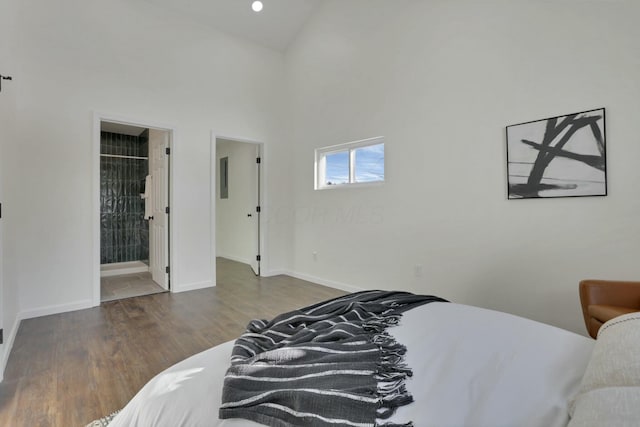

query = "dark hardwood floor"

[0,258,345,427]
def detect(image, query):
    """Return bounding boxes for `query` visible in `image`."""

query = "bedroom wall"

[3,0,289,321]
[0,0,19,381]
[216,139,259,265]
[283,0,640,334]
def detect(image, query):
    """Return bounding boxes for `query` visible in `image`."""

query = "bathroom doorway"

[95,119,171,303]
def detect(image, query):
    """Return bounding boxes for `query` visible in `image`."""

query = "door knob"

[247,213,252,217]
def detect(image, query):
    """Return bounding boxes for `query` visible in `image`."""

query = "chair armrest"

[588,305,639,323]
[579,280,640,338]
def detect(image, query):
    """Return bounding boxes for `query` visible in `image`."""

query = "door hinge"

[165,266,170,274]
[0,202,2,219]
[256,206,261,213]
[165,206,170,214]
[256,157,261,164]
[0,329,3,344]
[165,147,171,155]
[256,255,261,262]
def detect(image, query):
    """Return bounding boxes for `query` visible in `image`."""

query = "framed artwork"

[506,108,606,199]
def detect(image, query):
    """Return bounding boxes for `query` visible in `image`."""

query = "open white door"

[149,129,169,289]
[249,146,261,275]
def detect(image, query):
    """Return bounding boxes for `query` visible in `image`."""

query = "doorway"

[94,118,172,304]
[215,137,262,276]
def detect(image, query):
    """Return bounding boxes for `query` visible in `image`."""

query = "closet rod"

[100,154,148,160]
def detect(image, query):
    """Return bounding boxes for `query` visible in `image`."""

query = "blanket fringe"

[364,313,402,333]
[371,328,415,422]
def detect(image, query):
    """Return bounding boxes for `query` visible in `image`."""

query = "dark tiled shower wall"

[100,131,149,264]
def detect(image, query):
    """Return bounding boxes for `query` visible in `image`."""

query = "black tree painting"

[506,108,606,199]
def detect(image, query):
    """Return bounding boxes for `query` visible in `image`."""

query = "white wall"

[0,0,20,380]
[216,139,258,264]
[3,0,289,322]
[284,0,640,334]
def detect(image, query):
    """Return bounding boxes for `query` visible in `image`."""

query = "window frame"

[314,136,385,190]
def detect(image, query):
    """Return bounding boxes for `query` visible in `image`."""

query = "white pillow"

[569,387,640,427]
[568,312,640,427]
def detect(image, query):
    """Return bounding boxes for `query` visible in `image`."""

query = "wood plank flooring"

[0,258,345,427]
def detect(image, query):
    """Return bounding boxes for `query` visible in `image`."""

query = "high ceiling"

[141,0,323,51]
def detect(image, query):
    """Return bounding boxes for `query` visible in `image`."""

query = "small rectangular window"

[315,137,384,190]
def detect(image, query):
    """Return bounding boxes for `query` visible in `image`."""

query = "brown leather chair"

[579,279,640,338]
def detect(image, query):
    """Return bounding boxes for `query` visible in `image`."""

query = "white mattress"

[108,302,594,427]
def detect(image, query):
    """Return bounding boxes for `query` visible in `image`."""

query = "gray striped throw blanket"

[219,290,447,427]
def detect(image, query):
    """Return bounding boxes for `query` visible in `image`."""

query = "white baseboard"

[101,261,149,277]
[278,270,365,294]
[19,299,94,321]
[173,281,215,293]
[261,269,289,277]
[217,254,252,266]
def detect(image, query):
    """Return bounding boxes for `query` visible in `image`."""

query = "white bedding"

[108,302,594,427]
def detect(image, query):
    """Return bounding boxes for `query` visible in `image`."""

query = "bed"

[99,292,640,427]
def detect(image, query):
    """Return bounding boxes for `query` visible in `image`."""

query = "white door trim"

[211,133,267,281]
[92,112,177,307]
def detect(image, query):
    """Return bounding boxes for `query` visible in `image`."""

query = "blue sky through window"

[354,143,384,183]
[325,151,349,185]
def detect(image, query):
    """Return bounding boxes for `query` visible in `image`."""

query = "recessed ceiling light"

[251,1,263,12]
